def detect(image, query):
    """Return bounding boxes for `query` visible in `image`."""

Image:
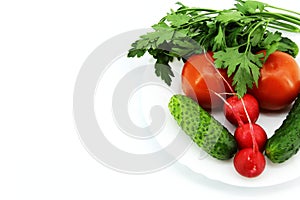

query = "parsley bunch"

[128,0,300,97]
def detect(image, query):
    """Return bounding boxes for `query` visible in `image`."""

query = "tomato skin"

[250,51,300,110]
[182,52,228,109]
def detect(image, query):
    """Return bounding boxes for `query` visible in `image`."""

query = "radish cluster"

[224,94,268,178]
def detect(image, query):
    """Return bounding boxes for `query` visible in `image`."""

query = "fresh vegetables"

[168,94,237,160]
[168,93,267,177]
[181,52,229,109]
[128,0,300,179]
[265,94,300,163]
[128,0,300,98]
[224,94,259,126]
[234,148,266,178]
[250,51,300,110]
[221,92,267,177]
[235,123,267,152]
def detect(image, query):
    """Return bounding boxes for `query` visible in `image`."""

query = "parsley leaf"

[213,25,226,51]
[127,48,146,58]
[235,0,265,14]
[154,62,174,86]
[214,48,263,96]
[165,13,191,27]
[214,48,242,76]
[232,52,262,96]
[277,37,299,57]
[216,10,244,24]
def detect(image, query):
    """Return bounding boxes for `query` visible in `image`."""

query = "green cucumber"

[168,94,237,160]
[265,94,300,163]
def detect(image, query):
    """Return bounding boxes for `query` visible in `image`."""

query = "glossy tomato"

[250,51,300,110]
[182,52,230,109]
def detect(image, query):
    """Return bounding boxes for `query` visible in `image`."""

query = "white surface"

[1,0,300,200]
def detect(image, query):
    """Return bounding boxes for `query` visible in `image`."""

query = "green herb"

[128,0,300,97]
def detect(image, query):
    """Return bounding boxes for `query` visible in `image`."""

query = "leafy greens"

[128,0,300,97]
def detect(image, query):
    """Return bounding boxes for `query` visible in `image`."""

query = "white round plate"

[94,52,300,187]
[94,1,300,187]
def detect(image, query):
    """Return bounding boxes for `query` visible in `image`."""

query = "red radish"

[233,148,266,178]
[234,123,267,152]
[224,94,259,126]
[211,61,267,178]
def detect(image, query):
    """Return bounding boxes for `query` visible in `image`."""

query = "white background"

[1,0,300,199]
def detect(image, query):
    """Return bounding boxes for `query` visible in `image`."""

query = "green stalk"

[280,13,300,22]
[268,21,300,33]
[267,25,300,33]
[266,4,300,16]
[190,11,220,20]
[245,20,266,53]
[185,16,214,26]
[175,7,219,14]
[257,12,300,27]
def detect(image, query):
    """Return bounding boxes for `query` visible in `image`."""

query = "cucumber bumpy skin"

[265,94,300,163]
[168,94,237,160]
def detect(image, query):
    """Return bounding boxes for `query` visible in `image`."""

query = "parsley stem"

[266,4,300,16]
[186,17,213,26]
[245,21,266,53]
[267,25,300,33]
[257,12,300,27]
[280,13,300,22]
[175,7,219,14]
[269,21,300,33]
[190,11,220,20]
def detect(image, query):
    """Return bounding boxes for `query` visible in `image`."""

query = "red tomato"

[182,52,228,109]
[250,51,300,110]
